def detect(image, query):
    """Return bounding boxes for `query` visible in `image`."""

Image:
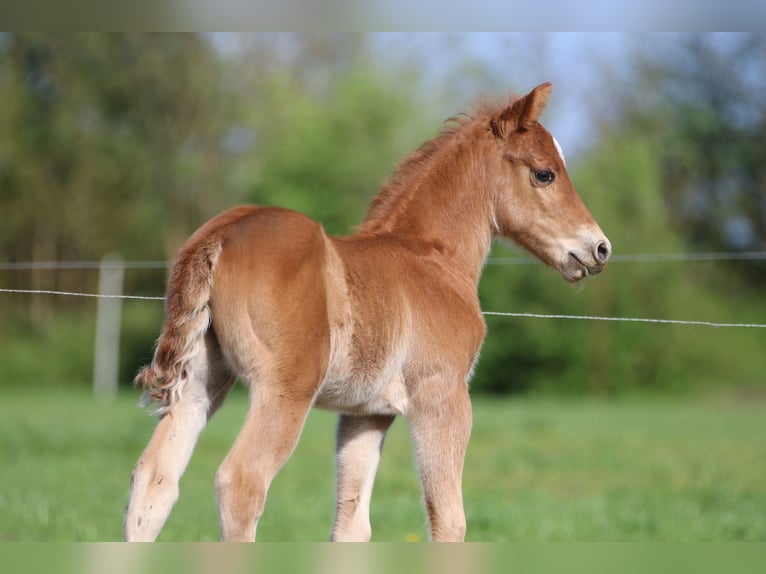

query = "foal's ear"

[516,82,552,128]
[491,82,553,137]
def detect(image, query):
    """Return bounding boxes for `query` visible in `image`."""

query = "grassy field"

[0,387,764,542]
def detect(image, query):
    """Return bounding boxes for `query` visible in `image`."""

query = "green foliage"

[0,302,164,388]
[633,34,766,260]
[1,33,765,398]
[230,58,433,235]
[0,34,226,263]
[1,311,96,388]
[118,300,165,383]
[1,390,764,541]
[0,34,434,383]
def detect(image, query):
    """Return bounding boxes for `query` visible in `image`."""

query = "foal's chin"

[560,267,588,283]
[557,256,605,283]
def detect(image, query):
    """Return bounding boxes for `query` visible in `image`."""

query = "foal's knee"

[215,464,265,511]
[130,460,181,504]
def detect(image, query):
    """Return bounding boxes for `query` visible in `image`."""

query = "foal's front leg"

[331,414,395,541]
[407,384,472,542]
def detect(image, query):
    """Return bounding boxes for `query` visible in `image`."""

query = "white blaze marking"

[553,136,566,167]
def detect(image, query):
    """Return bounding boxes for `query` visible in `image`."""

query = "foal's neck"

[356,123,495,284]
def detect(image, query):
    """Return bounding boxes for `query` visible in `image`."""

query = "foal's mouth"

[563,251,605,282]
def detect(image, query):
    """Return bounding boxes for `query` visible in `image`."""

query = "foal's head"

[487,83,610,282]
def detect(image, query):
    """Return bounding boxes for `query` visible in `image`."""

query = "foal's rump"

[136,205,333,413]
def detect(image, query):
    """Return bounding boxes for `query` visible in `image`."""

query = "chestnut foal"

[124,83,610,542]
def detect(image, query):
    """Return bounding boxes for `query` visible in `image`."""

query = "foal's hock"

[124,83,610,542]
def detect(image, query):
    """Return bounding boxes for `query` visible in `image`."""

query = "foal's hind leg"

[214,370,320,541]
[124,336,234,541]
[407,383,472,542]
[331,414,395,541]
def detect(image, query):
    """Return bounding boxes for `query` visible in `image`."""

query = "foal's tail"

[135,234,224,414]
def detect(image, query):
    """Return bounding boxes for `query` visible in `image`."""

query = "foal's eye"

[533,169,555,185]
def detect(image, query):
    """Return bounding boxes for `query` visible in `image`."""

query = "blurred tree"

[631,34,766,273]
[0,33,228,319]
[3,33,765,395]
[225,33,433,235]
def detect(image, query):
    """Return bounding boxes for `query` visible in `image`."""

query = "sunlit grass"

[0,388,764,541]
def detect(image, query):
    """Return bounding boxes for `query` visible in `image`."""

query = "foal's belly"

[314,348,409,416]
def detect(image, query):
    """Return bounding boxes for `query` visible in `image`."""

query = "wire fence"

[2,252,766,328]
[1,286,764,329]
[6,252,762,400]
[487,251,766,265]
[2,251,766,270]
[482,311,766,329]
[3,272,766,329]
[0,260,169,270]
[0,288,165,301]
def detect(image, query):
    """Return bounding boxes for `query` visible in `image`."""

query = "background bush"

[1,33,765,397]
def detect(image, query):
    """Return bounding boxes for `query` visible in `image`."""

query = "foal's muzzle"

[562,237,611,282]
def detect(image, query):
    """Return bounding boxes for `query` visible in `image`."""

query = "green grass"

[0,388,764,541]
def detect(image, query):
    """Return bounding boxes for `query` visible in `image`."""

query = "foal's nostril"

[596,241,610,263]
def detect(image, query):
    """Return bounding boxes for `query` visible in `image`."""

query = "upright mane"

[357,97,510,235]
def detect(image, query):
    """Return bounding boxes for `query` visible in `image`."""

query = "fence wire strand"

[481,311,766,329]
[0,288,164,301]
[487,251,766,265]
[3,252,766,328]
[1,288,764,329]
[0,260,169,270]
[2,251,766,271]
